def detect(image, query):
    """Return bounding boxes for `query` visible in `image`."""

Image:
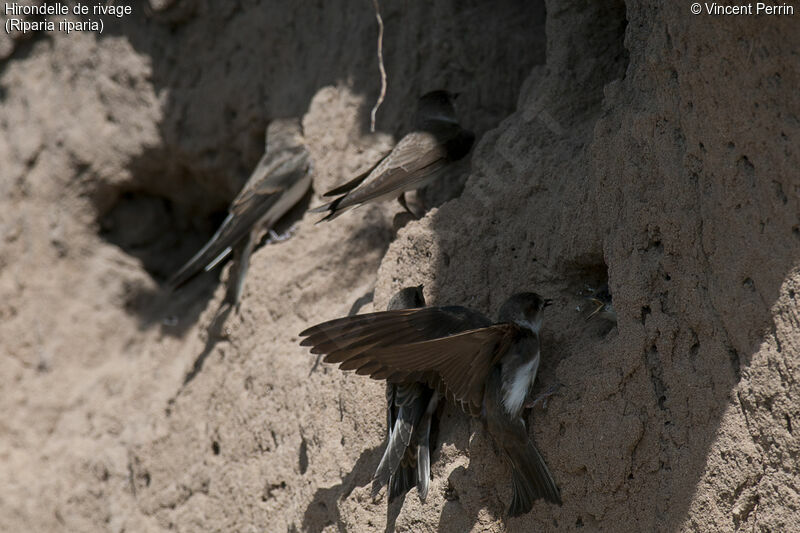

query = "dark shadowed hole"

[95,188,228,333]
[299,437,309,475]
[262,480,287,502]
[728,347,741,380]
[560,258,614,331]
[98,190,228,282]
[641,306,652,324]
[562,259,609,295]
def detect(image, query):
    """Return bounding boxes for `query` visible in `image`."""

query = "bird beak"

[585,298,604,321]
[543,298,553,308]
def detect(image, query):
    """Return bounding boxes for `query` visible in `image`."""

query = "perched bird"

[300,292,561,516]
[585,284,616,323]
[168,118,312,307]
[374,286,440,504]
[310,90,474,222]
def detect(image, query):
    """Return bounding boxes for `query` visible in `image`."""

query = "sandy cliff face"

[0,1,797,532]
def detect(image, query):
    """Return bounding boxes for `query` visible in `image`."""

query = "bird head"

[415,90,459,127]
[498,292,551,333]
[387,285,426,310]
[264,117,304,152]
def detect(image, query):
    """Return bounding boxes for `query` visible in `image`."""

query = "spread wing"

[300,306,521,415]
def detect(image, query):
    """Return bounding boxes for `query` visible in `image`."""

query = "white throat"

[514,315,542,334]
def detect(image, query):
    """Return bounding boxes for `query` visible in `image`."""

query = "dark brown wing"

[231,146,310,216]
[309,131,449,221]
[322,155,387,197]
[168,147,309,289]
[300,306,521,415]
[366,326,519,415]
[300,306,490,355]
[332,132,447,210]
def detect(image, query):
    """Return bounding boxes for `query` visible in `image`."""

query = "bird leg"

[207,301,233,339]
[524,384,561,410]
[264,221,300,244]
[396,192,419,219]
[225,233,256,312]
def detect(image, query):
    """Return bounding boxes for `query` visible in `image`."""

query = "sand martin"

[372,286,440,504]
[585,284,616,323]
[169,118,312,306]
[300,292,561,516]
[310,90,474,222]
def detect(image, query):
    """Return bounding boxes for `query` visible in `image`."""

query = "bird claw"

[309,352,324,375]
[525,384,561,410]
[266,224,298,244]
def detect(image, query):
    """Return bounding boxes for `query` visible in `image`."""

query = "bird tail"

[309,196,347,223]
[374,385,437,502]
[374,399,423,490]
[484,367,561,517]
[413,393,438,501]
[388,455,417,502]
[168,213,237,290]
[504,437,562,517]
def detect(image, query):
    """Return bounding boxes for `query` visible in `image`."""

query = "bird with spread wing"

[299,290,561,516]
